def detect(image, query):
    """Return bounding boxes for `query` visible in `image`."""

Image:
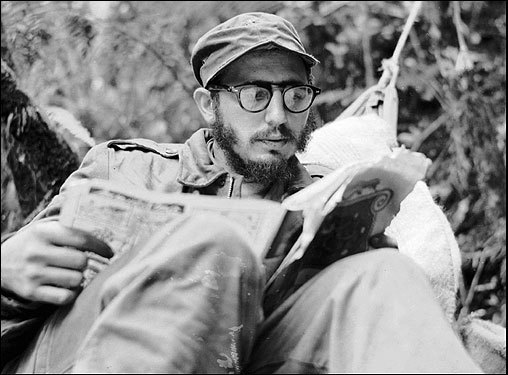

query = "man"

[1,12,482,373]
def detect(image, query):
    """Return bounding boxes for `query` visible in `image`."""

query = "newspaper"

[60,181,287,259]
[59,146,430,289]
[59,181,288,286]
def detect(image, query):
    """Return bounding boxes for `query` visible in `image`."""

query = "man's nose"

[264,90,287,127]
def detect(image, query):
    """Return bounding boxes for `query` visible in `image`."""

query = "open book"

[59,146,430,297]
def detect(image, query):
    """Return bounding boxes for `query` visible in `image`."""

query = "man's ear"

[193,88,216,124]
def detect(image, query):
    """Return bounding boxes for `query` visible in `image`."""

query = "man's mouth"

[260,137,288,142]
[257,138,290,147]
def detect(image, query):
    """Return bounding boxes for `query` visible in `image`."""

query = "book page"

[265,146,431,290]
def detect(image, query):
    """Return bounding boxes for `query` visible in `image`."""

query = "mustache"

[250,125,297,143]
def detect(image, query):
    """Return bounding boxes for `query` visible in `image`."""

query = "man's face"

[210,49,315,183]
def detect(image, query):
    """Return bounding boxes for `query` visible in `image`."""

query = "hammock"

[298,1,423,174]
[335,1,423,137]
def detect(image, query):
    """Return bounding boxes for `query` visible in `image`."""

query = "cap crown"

[191,12,318,87]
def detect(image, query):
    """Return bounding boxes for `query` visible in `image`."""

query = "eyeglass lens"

[239,86,314,113]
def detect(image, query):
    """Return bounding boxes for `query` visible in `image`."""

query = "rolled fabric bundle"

[298,113,397,177]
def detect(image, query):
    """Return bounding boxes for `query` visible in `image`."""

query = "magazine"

[59,146,430,292]
[262,146,431,313]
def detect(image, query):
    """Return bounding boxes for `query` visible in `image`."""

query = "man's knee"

[166,213,257,260]
[355,248,426,280]
[323,249,432,302]
[344,248,423,275]
[98,213,263,302]
[132,213,257,264]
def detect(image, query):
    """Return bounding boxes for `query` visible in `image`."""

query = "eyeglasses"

[207,82,321,113]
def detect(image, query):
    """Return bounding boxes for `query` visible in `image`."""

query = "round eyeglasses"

[207,83,321,113]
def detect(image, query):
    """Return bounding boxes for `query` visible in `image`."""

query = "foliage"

[1,1,506,325]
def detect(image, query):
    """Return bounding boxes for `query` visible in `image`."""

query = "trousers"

[7,214,482,373]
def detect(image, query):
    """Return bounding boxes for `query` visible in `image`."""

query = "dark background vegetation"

[1,1,505,326]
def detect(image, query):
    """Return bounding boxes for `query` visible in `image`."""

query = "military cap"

[191,12,319,87]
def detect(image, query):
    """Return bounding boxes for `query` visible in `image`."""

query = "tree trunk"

[1,59,80,234]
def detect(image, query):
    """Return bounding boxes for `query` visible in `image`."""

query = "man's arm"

[1,221,112,305]
[1,143,114,305]
[1,143,115,367]
[1,137,182,307]
[1,219,113,369]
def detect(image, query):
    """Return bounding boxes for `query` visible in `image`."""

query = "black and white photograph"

[1,1,505,373]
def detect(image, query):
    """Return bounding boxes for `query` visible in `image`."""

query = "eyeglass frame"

[206,82,321,113]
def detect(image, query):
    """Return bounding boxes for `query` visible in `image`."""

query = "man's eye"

[254,89,269,101]
[293,92,305,101]
[289,89,306,101]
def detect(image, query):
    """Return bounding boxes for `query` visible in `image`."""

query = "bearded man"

[1,12,482,373]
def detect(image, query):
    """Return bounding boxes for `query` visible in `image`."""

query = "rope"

[452,1,468,53]
[337,1,423,135]
[452,1,473,74]
[378,1,423,88]
[392,1,422,63]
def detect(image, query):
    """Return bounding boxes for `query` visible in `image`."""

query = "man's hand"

[1,221,113,305]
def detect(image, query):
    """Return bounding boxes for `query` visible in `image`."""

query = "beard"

[211,108,317,186]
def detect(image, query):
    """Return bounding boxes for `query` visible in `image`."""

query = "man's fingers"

[39,266,84,289]
[41,246,88,270]
[70,229,114,258]
[33,285,78,305]
[40,222,114,258]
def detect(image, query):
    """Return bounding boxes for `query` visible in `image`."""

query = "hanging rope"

[337,1,423,137]
[452,1,473,74]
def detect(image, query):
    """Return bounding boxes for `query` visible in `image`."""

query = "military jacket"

[1,128,313,367]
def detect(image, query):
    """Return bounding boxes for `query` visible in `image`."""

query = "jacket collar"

[177,128,226,188]
[176,128,313,199]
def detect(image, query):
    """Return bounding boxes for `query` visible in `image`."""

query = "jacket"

[1,128,314,368]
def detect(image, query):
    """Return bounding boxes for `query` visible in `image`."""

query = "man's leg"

[247,249,483,373]
[11,214,264,374]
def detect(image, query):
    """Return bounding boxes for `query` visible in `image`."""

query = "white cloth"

[386,181,461,322]
[298,113,397,173]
